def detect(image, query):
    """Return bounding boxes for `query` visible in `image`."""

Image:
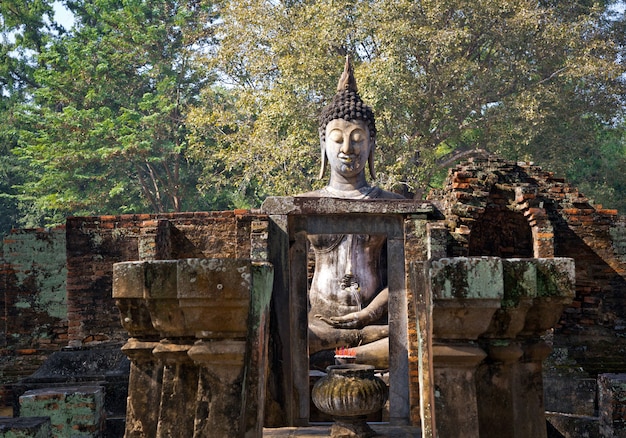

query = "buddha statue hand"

[315,286,389,329]
[315,308,375,329]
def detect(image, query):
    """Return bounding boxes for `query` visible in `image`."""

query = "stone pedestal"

[510,258,575,438]
[113,258,273,438]
[425,257,574,438]
[429,257,503,438]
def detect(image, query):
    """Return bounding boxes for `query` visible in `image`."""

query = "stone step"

[263,424,421,437]
[0,417,51,438]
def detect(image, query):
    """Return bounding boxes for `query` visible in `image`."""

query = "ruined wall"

[0,228,68,404]
[2,156,625,430]
[0,211,262,413]
[65,210,259,346]
[429,156,626,374]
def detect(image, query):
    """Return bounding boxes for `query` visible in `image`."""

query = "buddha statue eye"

[329,130,344,143]
[351,131,365,143]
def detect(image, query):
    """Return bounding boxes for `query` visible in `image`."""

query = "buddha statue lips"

[337,153,360,172]
[338,153,355,163]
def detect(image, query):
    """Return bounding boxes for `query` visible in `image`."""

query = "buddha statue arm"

[316,287,388,329]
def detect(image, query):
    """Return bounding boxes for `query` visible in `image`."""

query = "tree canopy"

[3,0,220,228]
[189,0,626,201]
[1,0,625,234]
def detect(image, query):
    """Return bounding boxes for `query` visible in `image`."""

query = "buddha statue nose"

[340,137,352,154]
[341,136,359,155]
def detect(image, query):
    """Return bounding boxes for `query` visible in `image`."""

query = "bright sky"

[53,1,75,30]
[610,1,626,13]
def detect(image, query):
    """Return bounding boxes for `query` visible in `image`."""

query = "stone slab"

[18,348,128,384]
[19,386,105,438]
[543,375,597,416]
[546,412,600,438]
[12,346,129,423]
[0,417,51,438]
[261,196,435,216]
[429,257,504,300]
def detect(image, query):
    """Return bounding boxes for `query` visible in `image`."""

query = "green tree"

[13,0,218,227]
[566,124,626,213]
[188,0,626,207]
[0,0,58,234]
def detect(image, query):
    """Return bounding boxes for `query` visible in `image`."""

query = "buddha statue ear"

[318,136,327,180]
[368,137,376,180]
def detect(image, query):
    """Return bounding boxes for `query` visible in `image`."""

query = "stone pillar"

[513,339,553,438]
[121,339,162,438]
[475,341,524,437]
[388,233,410,424]
[432,344,487,438]
[410,262,435,438]
[142,260,197,438]
[188,340,246,437]
[113,258,273,438]
[112,261,163,438]
[476,259,535,438]
[153,341,198,438]
[429,257,504,438]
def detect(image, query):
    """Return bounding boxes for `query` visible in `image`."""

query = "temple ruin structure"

[1,157,626,437]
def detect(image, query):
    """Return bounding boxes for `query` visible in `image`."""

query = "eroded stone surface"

[114,258,273,438]
[19,386,105,438]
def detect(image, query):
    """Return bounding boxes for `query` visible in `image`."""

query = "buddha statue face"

[318,56,376,181]
[324,119,371,179]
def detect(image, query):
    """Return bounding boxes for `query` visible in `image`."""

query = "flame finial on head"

[337,55,358,93]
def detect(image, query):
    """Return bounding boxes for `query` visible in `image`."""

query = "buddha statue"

[299,57,404,370]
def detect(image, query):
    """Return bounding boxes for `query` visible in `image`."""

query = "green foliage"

[188,0,626,204]
[1,0,626,233]
[0,0,58,234]
[566,124,626,213]
[9,0,219,228]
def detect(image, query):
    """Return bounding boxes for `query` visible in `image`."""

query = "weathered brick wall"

[65,215,140,347]
[0,210,263,413]
[65,210,260,347]
[2,157,625,424]
[430,156,626,374]
[598,373,626,436]
[0,228,68,398]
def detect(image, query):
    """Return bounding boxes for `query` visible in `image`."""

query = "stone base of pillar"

[433,344,486,438]
[122,339,163,438]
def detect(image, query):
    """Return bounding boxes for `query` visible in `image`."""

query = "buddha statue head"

[318,56,376,181]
